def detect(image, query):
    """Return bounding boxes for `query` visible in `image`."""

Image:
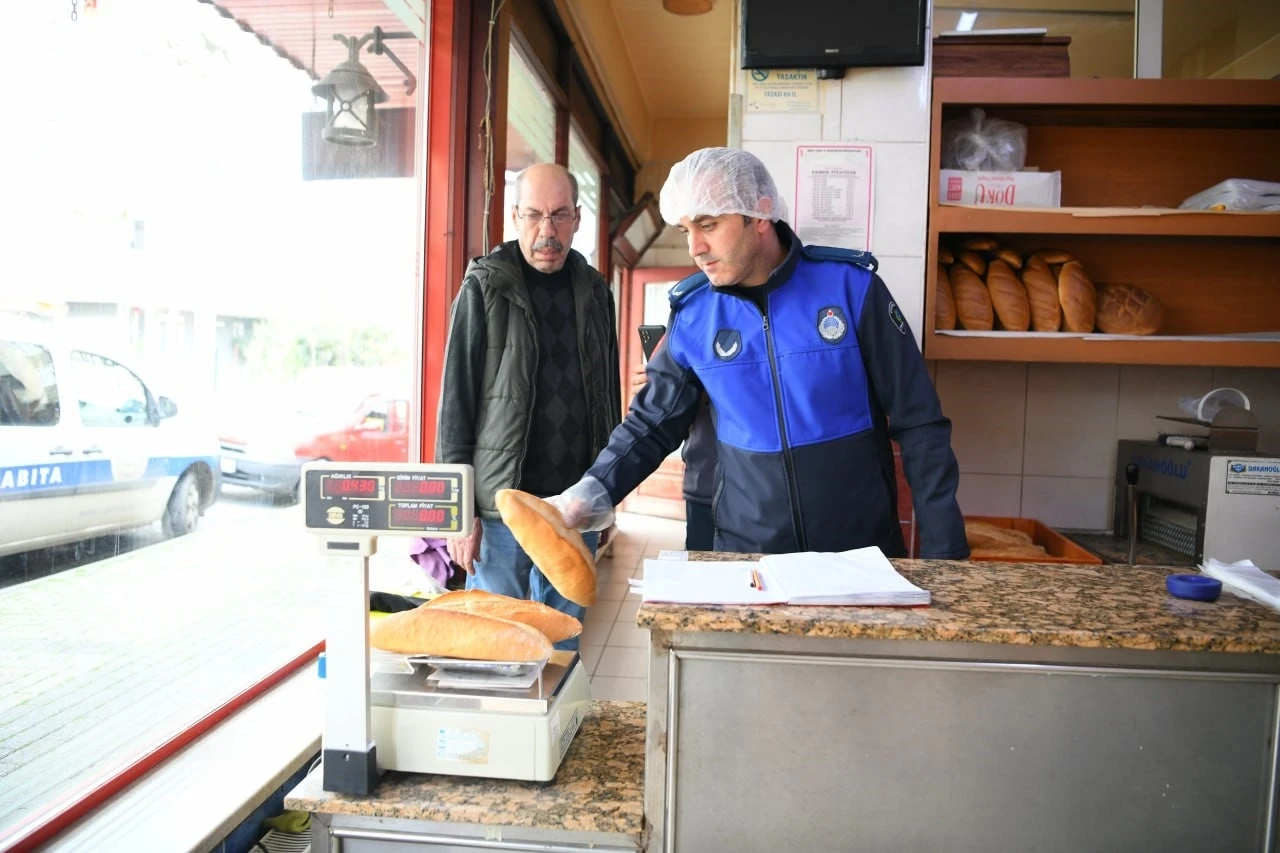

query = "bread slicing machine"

[303,461,591,795]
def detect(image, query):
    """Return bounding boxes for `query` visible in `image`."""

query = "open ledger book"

[634,547,930,606]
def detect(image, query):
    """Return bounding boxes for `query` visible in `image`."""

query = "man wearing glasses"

[436,163,620,645]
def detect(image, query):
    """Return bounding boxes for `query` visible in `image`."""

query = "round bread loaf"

[949,263,993,331]
[985,259,1030,331]
[1020,255,1062,332]
[495,489,597,606]
[1056,260,1097,333]
[370,606,554,661]
[1095,283,1164,335]
[936,263,957,331]
[427,589,583,643]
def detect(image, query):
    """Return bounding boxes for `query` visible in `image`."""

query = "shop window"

[0,0,425,837]
[568,124,603,267]
[504,44,557,243]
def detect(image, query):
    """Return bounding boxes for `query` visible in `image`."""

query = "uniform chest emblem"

[816,306,848,343]
[713,329,742,360]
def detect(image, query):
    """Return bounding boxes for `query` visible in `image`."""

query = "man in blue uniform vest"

[552,147,967,558]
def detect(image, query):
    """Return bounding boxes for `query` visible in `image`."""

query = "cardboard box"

[965,516,1102,564]
[940,169,1062,207]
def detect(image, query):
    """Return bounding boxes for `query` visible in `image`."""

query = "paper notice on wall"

[793,145,873,251]
[744,69,819,113]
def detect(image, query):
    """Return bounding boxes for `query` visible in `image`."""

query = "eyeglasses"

[517,209,577,228]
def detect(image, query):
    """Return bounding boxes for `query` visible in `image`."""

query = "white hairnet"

[659,147,788,225]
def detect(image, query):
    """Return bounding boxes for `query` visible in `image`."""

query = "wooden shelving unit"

[924,77,1280,368]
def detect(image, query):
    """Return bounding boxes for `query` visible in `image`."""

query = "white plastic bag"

[941,108,1028,172]
[1178,179,1280,211]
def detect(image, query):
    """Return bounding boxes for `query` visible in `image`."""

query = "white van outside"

[0,318,221,558]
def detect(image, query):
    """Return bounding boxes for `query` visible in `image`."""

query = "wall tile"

[1024,364,1120,479]
[936,361,1027,475]
[956,473,1023,517]
[1021,476,1114,530]
[1210,367,1280,453]
[742,111,823,143]
[868,142,929,258]
[1117,365,1214,442]
[838,66,930,143]
[874,255,925,350]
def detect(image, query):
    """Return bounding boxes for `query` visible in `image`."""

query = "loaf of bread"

[1057,260,1097,333]
[965,520,1034,549]
[938,245,955,265]
[950,264,993,331]
[992,247,1023,270]
[1030,249,1074,268]
[936,263,957,331]
[495,489,597,606]
[1020,255,1062,332]
[969,543,1049,561]
[962,237,999,252]
[985,259,1031,332]
[370,606,554,661]
[426,589,582,643]
[1095,283,1164,335]
[957,250,987,277]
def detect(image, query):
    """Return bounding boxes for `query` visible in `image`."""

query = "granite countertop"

[284,700,644,836]
[637,553,1280,654]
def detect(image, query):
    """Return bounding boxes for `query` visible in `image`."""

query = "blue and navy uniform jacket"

[587,222,968,558]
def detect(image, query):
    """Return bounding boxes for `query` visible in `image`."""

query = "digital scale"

[303,461,591,795]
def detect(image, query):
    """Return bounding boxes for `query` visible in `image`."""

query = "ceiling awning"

[196,0,423,108]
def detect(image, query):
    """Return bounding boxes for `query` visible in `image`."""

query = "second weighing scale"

[303,461,591,795]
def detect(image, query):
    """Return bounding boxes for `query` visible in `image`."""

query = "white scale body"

[303,461,591,794]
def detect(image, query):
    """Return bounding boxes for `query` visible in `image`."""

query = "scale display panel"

[303,462,474,537]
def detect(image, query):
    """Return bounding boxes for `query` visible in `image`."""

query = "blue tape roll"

[1166,574,1222,602]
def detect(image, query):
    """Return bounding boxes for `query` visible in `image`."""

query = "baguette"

[992,247,1023,270]
[426,589,582,643]
[938,245,955,265]
[1057,260,1097,333]
[936,263,957,331]
[965,520,1034,549]
[1021,255,1062,332]
[495,489,597,606]
[962,237,999,252]
[949,263,993,331]
[956,250,987,277]
[985,259,1030,332]
[370,606,554,661]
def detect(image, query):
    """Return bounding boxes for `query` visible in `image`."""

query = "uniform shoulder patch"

[668,272,710,308]
[888,300,908,335]
[802,244,879,273]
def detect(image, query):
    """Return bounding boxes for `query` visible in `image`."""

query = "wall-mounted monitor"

[741,0,928,70]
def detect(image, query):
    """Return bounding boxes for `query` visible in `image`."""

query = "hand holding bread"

[495,489,598,606]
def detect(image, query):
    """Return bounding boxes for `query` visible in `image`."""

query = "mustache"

[533,236,564,252]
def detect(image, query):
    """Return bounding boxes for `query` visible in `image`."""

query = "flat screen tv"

[741,0,928,70]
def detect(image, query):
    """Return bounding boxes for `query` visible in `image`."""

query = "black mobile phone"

[638,325,666,361]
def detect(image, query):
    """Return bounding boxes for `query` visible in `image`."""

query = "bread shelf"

[925,77,1280,367]
[934,205,1280,238]
[927,334,1280,368]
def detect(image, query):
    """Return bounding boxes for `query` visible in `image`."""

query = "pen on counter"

[749,568,764,591]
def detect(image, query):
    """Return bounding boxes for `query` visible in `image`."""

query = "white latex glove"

[447,521,482,574]
[545,475,615,533]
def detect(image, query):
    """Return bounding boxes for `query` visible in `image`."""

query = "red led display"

[389,477,449,500]
[390,506,448,526]
[321,476,380,498]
